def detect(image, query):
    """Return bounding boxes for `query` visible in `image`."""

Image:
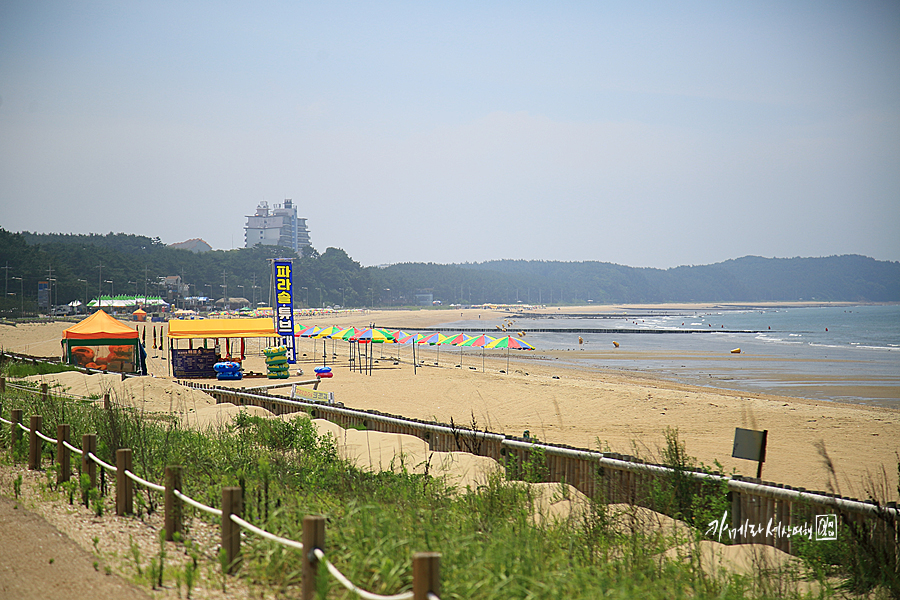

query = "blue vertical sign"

[272,259,296,363]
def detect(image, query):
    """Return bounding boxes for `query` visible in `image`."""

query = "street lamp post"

[11,277,23,317]
[384,288,391,307]
[77,279,87,312]
[105,280,114,311]
[316,288,322,308]
[340,287,345,307]
[237,285,245,309]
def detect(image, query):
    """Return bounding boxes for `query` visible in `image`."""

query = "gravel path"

[0,495,151,600]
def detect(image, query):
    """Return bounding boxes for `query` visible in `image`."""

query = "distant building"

[244,200,311,255]
[168,238,213,253]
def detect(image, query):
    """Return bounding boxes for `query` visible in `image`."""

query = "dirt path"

[0,495,151,600]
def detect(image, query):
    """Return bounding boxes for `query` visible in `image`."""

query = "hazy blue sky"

[2,1,898,268]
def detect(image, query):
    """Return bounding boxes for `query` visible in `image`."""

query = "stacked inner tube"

[264,346,290,379]
[214,361,243,381]
[314,366,333,379]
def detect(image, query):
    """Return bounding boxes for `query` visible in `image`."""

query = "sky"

[1,1,898,269]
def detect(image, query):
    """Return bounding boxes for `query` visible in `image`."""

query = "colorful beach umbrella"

[442,333,472,367]
[460,334,495,371]
[417,332,449,365]
[352,328,395,343]
[485,336,535,350]
[333,326,362,341]
[485,335,535,373]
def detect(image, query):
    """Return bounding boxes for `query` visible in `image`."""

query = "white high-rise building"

[244,200,310,255]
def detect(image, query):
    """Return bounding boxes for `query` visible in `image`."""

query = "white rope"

[313,548,414,600]
[62,440,83,455]
[173,489,222,517]
[124,469,165,492]
[88,452,117,473]
[17,422,29,432]
[34,429,57,444]
[0,416,11,425]
[427,594,440,600]
[230,514,305,551]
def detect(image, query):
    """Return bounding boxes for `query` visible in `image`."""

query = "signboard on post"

[272,259,296,363]
[732,427,768,479]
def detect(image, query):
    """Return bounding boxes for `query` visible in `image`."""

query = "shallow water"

[437,305,900,408]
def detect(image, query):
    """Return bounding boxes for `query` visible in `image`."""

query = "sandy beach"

[2,306,898,499]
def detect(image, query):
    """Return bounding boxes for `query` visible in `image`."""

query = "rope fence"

[1,397,442,599]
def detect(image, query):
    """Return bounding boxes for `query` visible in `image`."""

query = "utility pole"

[221,269,228,310]
[2,262,9,300]
[95,262,103,309]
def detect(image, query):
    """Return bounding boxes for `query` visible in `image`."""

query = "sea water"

[437,305,900,407]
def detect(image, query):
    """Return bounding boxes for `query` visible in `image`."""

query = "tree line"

[1,227,897,317]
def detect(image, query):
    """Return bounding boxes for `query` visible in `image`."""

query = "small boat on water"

[731,348,742,354]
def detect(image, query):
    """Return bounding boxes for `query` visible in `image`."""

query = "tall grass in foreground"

[1,384,892,599]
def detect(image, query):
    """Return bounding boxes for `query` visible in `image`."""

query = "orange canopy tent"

[62,310,139,372]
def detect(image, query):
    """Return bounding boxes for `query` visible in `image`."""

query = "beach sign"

[272,259,297,363]
[732,427,768,479]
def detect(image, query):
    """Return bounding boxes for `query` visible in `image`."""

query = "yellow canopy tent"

[167,318,277,339]
[62,309,140,372]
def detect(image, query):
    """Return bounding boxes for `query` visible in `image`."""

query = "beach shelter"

[132,308,147,322]
[485,335,535,373]
[62,309,141,373]
[460,334,496,372]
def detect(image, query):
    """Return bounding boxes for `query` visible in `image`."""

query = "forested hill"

[378,255,900,304]
[451,255,900,303]
[0,227,897,311]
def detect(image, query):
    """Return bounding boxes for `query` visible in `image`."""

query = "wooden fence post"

[222,487,242,574]
[10,408,23,447]
[81,434,97,504]
[165,466,183,542]
[28,415,42,470]
[302,515,326,600]
[41,383,49,403]
[103,393,110,411]
[116,448,133,515]
[56,424,70,483]
[413,552,441,600]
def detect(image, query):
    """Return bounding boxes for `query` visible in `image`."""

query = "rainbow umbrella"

[442,333,472,367]
[417,332,449,365]
[485,335,535,373]
[333,326,362,341]
[395,332,421,369]
[314,326,343,365]
[297,325,321,337]
[460,334,496,372]
[352,328,395,343]
[332,326,362,370]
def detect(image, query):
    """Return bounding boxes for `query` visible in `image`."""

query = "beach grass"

[1,380,894,598]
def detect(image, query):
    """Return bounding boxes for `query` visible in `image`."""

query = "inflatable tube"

[317,371,333,378]
[263,346,288,358]
[314,366,332,374]
[267,364,290,373]
[217,371,243,381]
[265,356,288,366]
[267,371,290,379]
[214,361,242,373]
